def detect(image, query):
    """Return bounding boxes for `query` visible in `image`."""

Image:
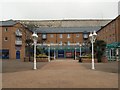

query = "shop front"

[36,45,86,59]
[106,42,120,61]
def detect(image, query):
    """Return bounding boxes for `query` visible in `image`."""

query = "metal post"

[110,49,112,61]
[75,48,76,60]
[48,45,50,62]
[33,40,37,70]
[80,45,81,57]
[91,38,95,70]
[54,48,56,60]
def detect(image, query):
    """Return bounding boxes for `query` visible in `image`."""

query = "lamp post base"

[33,62,37,70]
[33,68,37,70]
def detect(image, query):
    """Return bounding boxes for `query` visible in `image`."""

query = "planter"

[50,57,54,60]
[80,57,97,63]
[24,57,48,62]
[101,56,108,63]
[36,58,48,62]
[24,57,33,62]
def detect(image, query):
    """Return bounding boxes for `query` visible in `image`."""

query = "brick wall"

[38,33,84,44]
[97,16,120,44]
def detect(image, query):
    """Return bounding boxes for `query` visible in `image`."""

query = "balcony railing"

[15,30,22,36]
[15,40,22,45]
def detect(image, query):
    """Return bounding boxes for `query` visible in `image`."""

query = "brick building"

[0,19,112,60]
[31,27,100,58]
[0,20,32,60]
[97,15,120,60]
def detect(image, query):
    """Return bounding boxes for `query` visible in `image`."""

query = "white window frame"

[5,28,8,32]
[16,37,21,41]
[67,41,70,45]
[76,34,79,37]
[67,34,70,38]
[59,41,62,45]
[60,34,62,38]
[76,42,79,45]
[50,34,53,38]
[4,37,8,41]
[50,42,54,45]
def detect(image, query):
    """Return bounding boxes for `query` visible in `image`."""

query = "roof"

[33,27,101,33]
[97,15,120,33]
[0,20,19,26]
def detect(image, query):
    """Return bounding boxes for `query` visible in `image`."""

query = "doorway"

[16,51,20,59]
[58,50,64,58]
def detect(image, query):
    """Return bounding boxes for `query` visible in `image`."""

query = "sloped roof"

[0,20,18,26]
[33,27,101,33]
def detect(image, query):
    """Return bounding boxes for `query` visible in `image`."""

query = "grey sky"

[1,0,119,20]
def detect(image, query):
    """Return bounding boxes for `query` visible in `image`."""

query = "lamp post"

[75,48,76,60]
[48,44,50,62]
[79,44,82,57]
[32,32,38,70]
[89,31,97,70]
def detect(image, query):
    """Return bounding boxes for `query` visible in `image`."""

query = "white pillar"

[33,40,37,70]
[109,49,111,60]
[91,39,95,70]
[116,48,119,61]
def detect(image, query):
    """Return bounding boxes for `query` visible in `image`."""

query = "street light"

[89,31,97,70]
[32,32,38,70]
[48,44,50,62]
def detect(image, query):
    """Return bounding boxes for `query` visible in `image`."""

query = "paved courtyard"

[2,59,118,88]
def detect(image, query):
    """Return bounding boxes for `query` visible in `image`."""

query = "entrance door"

[58,50,64,58]
[16,51,20,59]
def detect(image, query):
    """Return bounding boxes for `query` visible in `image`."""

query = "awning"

[106,42,120,48]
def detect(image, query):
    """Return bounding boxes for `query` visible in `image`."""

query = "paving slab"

[2,59,118,88]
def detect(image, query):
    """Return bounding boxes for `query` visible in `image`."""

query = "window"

[50,34,53,38]
[16,37,21,41]
[67,34,70,38]
[60,34,62,38]
[67,41,70,45]
[42,34,47,39]
[76,42,79,45]
[5,28,8,32]
[1,49,9,59]
[76,34,79,37]
[59,41,62,45]
[50,42,54,45]
[83,33,88,39]
[4,37,8,41]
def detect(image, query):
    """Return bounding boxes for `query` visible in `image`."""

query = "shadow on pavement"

[2,60,48,73]
[80,61,118,73]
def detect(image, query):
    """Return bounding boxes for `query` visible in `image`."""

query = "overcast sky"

[0,0,119,20]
